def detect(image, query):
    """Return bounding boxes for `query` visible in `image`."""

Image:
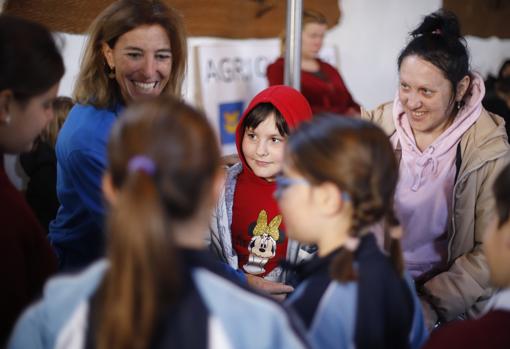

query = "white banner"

[195,40,338,155]
[195,41,280,155]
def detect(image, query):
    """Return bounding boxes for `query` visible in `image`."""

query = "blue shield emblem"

[219,101,244,145]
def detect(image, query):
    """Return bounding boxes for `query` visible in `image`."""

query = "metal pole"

[284,0,303,91]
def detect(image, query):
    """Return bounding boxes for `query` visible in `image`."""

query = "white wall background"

[325,0,510,109]
[326,0,442,109]
[55,0,510,110]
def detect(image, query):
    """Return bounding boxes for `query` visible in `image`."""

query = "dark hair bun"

[397,9,470,92]
[411,9,462,40]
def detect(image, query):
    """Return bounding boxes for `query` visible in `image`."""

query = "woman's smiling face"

[398,55,456,138]
[102,24,172,104]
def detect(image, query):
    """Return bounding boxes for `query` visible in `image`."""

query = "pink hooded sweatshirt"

[391,73,485,278]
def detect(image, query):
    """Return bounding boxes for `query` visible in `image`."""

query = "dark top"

[49,103,122,272]
[482,95,510,137]
[287,234,415,349]
[266,57,361,115]
[19,141,59,233]
[0,154,57,345]
[423,310,510,349]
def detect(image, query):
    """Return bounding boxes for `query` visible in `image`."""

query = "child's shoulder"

[223,162,242,195]
[226,162,243,178]
[191,267,308,348]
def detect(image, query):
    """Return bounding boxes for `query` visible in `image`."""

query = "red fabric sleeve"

[266,58,284,86]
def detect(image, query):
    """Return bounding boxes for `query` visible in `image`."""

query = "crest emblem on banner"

[219,101,244,145]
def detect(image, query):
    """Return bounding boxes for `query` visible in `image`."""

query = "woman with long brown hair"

[49,0,188,272]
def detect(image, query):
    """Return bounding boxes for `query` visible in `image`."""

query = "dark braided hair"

[287,114,413,349]
[286,115,402,281]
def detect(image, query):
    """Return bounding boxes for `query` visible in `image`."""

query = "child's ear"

[314,182,343,216]
[102,172,118,206]
[101,42,115,70]
[456,75,471,102]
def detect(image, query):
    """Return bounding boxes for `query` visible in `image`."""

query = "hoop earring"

[108,66,116,79]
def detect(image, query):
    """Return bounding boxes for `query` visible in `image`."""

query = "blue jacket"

[49,103,123,271]
[286,234,428,349]
[8,249,310,349]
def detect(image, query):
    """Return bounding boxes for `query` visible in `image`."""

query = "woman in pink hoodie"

[363,10,509,329]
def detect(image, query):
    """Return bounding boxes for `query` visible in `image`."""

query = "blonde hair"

[279,9,328,55]
[74,0,187,109]
[40,96,73,148]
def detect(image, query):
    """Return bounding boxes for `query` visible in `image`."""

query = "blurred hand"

[419,296,439,331]
[245,273,294,300]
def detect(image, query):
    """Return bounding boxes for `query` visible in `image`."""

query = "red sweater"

[0,155,57,344]
[231,86,312,278]
[266,57,360,116]
[422,310,510,349]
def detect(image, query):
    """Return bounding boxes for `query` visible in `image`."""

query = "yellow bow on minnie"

[253,210,282,241]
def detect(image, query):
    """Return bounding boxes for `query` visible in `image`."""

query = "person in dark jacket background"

[483,59,510,137]
[20,96,73,232]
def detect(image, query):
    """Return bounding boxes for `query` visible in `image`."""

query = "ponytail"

[385,208,404,277]
[330,197,405,281]
[330,191,384,282]
[97,170,180,349]
[95,97,221,349]
[330,236,360,282]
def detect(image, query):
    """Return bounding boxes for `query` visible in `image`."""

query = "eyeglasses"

[273,175,351,202]
[274,175,310,200]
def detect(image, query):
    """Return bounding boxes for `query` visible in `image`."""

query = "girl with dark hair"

[0,14,64,345]
[9,97,309,349]
[363,10,509,327]
[277,115,427,349]
[49,0,188,271]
